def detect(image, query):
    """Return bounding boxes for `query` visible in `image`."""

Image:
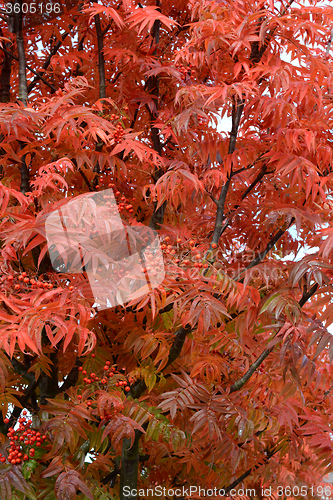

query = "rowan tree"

[0,0,333,498]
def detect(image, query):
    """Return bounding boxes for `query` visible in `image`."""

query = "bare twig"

[229,283,318,394]
[0,46,57,92]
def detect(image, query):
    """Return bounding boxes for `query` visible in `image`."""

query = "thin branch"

[326,26,333,56]
[222,443,283,495]
[217,164,269,240]
[0,46,57,92]
[130,325,192,399]
[249,0,295,65]
[210,96,245,246]
[60,363,81,393]
[229,282,318,394]
[6,354,35,384]
[165,325,192,367]
[73,157,94,191]
[7,377,40,427]
[28,27,73,93]
[240,164,268,201]
[234,219,295,282]
[210,180,230,245]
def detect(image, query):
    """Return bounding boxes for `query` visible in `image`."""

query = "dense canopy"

[1,0,333,499]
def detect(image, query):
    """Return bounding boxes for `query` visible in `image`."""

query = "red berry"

[212,243,217,249]
[78,367,83,371]
[125,386,130,392]
[77,395,82,400]
[91,353,96,358]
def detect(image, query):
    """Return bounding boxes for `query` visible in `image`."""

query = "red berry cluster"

[108,186,134,214]
[1,272,76,295]
[1,411,48,465]
[106,113,126,144]
[93,184,135,216]
[78,361,134,393]
[112,123,125,144]
[102,402,124,421]
[197,116,209,128]
[1,272,55,292]
[175,62,195,81]
[159,236,211,269]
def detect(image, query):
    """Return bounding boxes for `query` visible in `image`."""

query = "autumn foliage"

[1,0,333,498]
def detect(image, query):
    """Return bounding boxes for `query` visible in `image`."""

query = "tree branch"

[234,218,295,282]
[229,282,318,394]
[6,354,35,384]
[210,96,245,247]
[13,0,27,106]
[0,46,57,92]
[27,24,75,93]
[222,443,283,494]
[19,141,30,194]
[0,28,12,103]
[147,0,166,231]
[130,325,191,399]
[95,14,106,100]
